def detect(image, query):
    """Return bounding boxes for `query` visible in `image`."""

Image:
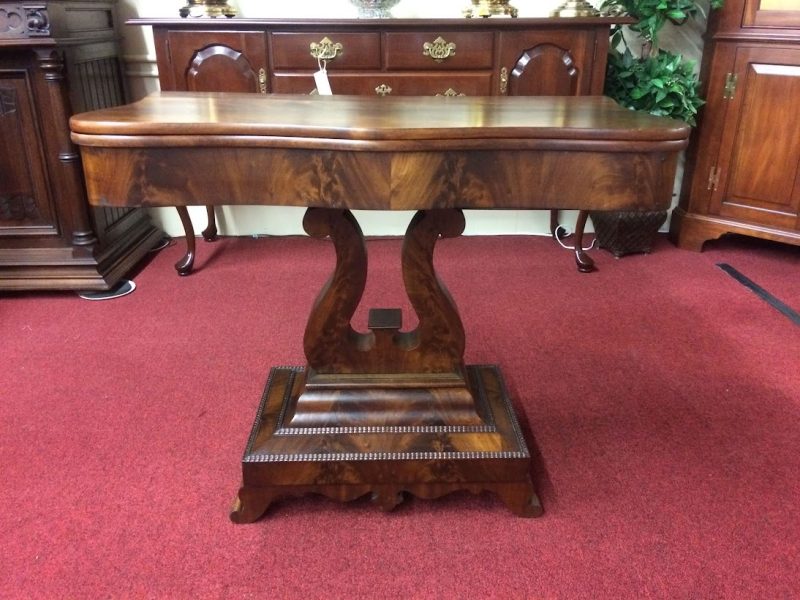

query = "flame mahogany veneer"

[71,92,689,519]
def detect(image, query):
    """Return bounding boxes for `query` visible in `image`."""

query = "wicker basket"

[589,210,667,258]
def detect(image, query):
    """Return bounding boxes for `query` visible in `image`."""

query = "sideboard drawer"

[271,32,381,70]
[384,32,494,70]
[272,72,493,96]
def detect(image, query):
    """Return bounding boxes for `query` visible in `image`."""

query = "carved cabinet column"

[33,47,97,247]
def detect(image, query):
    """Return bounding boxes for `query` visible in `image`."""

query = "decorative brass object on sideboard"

[179,0,236,18]
[350,0,401,18]
[551,1,600,18]
[464,0,518,18]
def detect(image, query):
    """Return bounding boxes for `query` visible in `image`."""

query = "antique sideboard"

[131,16,632,273]
[0,1,160,290]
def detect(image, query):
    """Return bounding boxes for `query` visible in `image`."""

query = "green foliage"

[601,0,724,46]
[605,48,704,125]
[601,0,725,125]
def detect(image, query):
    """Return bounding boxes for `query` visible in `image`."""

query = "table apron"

[80,146,678,212]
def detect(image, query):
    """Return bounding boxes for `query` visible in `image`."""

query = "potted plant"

[590,0,725,257]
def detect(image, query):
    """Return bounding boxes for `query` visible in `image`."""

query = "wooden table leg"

[572,210,595,273]
[202,205,218,242]
[174,206,219,276]
[174,206,195,276]
[230,208,541,522]
[550,209,595,273]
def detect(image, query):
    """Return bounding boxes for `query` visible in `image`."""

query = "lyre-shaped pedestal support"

[302,207,466,376]
[231,208,540,521]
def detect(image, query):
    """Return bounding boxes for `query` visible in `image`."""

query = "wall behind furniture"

[115,0,704,238]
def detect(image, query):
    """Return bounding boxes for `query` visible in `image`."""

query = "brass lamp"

[463,0,518,18]
[179,0,237,18]
[551,0,600,17]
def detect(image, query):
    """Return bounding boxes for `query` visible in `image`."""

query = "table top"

[71,93,689,151]
[72,93,689,212]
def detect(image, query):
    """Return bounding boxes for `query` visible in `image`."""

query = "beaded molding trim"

[242,365,530,462]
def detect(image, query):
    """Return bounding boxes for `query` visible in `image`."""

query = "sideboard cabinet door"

[156,31,268,93]
[498,29,604,96]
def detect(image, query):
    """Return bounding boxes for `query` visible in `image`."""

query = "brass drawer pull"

[258,68,267,94]
[309,37,343,61]
[374,83,392,96]
[436,88,465,97]
[423,36,457,62]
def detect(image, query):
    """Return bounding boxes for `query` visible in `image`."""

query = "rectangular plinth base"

[230,365,541,521]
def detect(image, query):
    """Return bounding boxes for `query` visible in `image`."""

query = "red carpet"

[2,233,799,598]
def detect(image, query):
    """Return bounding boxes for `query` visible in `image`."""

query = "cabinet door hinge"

[723,73,738,100]
[707,166,722,191]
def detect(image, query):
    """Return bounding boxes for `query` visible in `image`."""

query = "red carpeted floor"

[2,233,799,598]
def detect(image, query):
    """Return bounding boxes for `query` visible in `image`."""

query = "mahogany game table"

[70,93,689,520]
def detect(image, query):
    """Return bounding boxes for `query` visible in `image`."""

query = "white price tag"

[314,68,333,95]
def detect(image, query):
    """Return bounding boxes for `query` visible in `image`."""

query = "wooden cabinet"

[138,18,623,98]
[0,1,161,290]
[670,0,800,251]
[135,17,627,274]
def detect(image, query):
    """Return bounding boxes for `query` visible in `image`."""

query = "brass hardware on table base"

[499,67,509,94]
[179,0,236,18]
[551,0,599,17]
[423,37,457,62]
[374,83,392,96]
[309,37,343,61]
[258,68,267,94]
[463,0,518,18]
[437,88,465,97]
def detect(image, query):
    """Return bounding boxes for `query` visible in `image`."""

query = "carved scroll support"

[301,207,468,376]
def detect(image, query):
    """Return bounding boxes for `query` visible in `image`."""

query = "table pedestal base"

[230,365,541,521]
